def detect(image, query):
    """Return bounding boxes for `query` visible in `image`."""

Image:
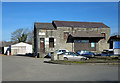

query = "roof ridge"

[34,22,51,24]
[53,20,103,24]
[52,20,110,28]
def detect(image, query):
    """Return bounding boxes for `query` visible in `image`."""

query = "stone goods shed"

[34,20,110,57]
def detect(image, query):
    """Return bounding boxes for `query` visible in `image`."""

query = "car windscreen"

[74,53,78,56]
[70,52,77,56]
[61,50,66,53]
[102,52,108,54]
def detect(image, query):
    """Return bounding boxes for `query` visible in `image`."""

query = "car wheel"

[64,57,68,60]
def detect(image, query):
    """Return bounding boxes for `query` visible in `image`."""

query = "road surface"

[2,55,118,81]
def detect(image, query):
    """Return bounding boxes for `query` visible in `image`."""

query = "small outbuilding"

[109,35,120,55]
[0,42,13,55]
[11,42,32,55]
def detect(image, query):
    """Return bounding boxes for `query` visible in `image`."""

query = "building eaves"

[34,23,55,30]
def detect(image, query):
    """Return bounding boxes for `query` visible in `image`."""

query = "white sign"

[39,32,45,35]
[91,42,95,47]
[45,38,49,45]
[54,39,56,46]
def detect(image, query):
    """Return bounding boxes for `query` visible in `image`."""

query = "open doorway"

[49,38,54,48]
[40,38,45,53]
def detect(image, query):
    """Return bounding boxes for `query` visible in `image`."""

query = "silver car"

[60,52,89,61]
[55,49,69,55]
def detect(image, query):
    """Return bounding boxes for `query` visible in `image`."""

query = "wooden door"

[40,38,45,53]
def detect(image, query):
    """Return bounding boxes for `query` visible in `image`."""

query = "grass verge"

[44,57,120,65]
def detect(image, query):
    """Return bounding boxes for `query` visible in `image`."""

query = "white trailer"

[11,42,32,55]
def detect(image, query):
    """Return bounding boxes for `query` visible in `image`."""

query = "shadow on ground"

[13,53,34,58]
[12,53,51,59]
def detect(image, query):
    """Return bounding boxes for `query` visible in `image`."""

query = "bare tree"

[11,28,32,43]
[111,32,120,36]
[26,29,33,43]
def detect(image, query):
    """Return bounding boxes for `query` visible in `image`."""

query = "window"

[64,32,69,39]
[114,41,120,49]
[91,42,95,47]
[74,40,89,43]
[101,33,105,40]
[49,38,54,48]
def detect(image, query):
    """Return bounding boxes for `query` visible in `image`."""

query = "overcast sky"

[2,2,118,41]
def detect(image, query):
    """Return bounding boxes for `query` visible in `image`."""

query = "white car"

[60,52,89,60]
[55,49,69,55]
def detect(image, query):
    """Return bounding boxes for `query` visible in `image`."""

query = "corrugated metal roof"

[72,31,104,38]
[111,35,120,38]
[34,23,55,30]
[110,35,120,40]
[53,21,110,28]
[0,42,14,47]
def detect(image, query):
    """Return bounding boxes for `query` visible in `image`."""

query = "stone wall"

[35,27,110,56]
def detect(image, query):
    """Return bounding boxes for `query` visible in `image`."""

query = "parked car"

[44,49,69,58]
[100,49,114,56]
[59,52,89,60]
[55,49,69,55]
[76,50,95,58]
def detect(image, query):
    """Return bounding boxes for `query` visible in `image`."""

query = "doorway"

[40,38,45,53]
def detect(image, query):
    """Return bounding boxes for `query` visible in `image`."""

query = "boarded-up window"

[101,33,105,40]
[49,38,54,48]
[64,32,69,39]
